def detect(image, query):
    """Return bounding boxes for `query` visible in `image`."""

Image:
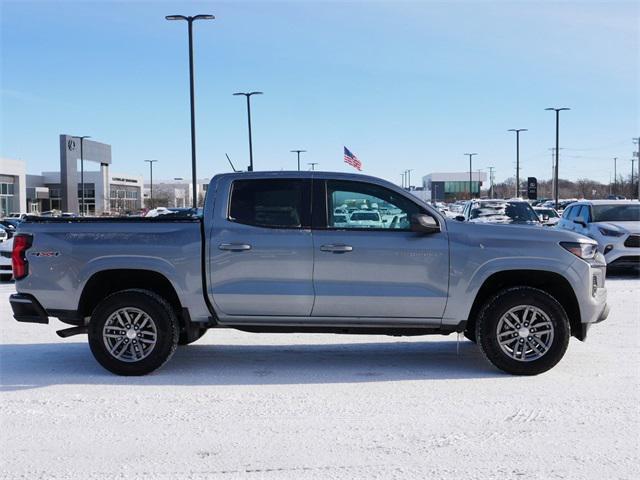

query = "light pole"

[71,135,91,215]
[165,13,215,208]
[144,160,158,209]
[464,153,478,199]
[508,128,527,198]
[631,158,636,200]
[308,162,318,171]
[488,166,495,199]
[613,157,618,194]
[290,149,306,171]
[233,91,263,172]
[545,107,570,209]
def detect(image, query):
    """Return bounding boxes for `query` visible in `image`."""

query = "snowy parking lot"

[1,275,638,480]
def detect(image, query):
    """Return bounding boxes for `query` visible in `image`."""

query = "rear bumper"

[10,293,49,324]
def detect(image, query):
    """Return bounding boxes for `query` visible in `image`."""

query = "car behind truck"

[10,171,609,376]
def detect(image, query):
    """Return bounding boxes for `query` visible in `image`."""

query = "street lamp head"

[464,153,478,156]
[290,149,306,153]
[508,129,528,132]
[166,14,214,21]
[233,91,263,97]
[545,107,571,112]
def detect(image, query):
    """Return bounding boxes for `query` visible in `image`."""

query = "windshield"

[536,209,559,218]
[592,204,640,222]
[470,201,539,223]
[350,212,380,221]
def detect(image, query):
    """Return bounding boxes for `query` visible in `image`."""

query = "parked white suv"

[556,200,640,268]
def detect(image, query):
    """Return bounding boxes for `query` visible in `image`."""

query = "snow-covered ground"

[1,276,638,480]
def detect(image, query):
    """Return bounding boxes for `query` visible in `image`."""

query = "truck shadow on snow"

[0,339,502,391]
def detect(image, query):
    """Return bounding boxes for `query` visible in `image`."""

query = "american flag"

[343,147,362,171]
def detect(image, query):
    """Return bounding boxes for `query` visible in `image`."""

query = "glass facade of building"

[0,177,16,217]
[430,180,481,202]
[110,185,141,213]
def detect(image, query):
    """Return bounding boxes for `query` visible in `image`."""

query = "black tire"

[88,289,178,376]
[476,287,570,375]
[178,327,207,346]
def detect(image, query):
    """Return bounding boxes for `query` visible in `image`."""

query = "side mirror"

[573,216,587,227]
[410,214,441,234]
[455,215,466,222]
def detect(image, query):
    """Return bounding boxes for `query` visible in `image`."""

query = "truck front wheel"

[476,287,570,375]
[88,289,179,376]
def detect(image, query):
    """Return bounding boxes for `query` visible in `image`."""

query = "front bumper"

[601,233,640,268]
[570,255,609,340]
[10,293,49,324]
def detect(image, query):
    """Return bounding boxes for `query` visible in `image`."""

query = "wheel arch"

[466,270,581,340]
[78,269,183,322]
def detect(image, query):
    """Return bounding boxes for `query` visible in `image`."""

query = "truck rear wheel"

[476,287,570,375]
[88,289,178,376]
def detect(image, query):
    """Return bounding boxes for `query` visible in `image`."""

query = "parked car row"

[437,197,639,270]
[556,200,639,269]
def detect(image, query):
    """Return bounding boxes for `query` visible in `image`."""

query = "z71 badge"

[30,251,60,257]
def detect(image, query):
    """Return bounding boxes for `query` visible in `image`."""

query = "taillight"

[12,234,33,280]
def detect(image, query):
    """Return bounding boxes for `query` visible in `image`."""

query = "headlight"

[598,227,624,237]
[560,241,598,260]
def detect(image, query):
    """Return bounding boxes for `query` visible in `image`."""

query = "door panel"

[312,230,449,318]
[208,178,314,317]
[311,179,449,319]
[210,225,314,316]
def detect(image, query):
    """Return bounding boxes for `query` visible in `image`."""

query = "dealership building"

[0,135,143,216]
[422,171,487,202]
[143,178,210,209]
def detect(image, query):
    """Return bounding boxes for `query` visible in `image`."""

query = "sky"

[1,0,638,186]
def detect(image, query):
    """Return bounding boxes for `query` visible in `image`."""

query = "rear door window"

[229,179,311,228]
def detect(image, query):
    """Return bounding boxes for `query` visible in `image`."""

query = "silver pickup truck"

[10,171,609,376]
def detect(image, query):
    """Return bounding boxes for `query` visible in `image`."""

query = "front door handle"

[320,244,353,253]
[219,243,252,252]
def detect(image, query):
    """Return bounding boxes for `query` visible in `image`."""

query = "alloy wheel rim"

[102,307,157,363]
[496,305,554,362]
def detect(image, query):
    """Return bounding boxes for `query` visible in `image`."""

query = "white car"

[534,207,561,226]
[332,213,350,228]
[556,200,640,269]
[0,226,13,281]
[348,210,383,228]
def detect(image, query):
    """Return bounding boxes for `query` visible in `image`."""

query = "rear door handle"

[219,243,252,252]
[320,244,353,253]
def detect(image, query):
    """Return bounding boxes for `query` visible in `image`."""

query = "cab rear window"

[229,179,311,228]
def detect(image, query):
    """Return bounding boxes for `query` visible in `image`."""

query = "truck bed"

[15,216,212,324]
